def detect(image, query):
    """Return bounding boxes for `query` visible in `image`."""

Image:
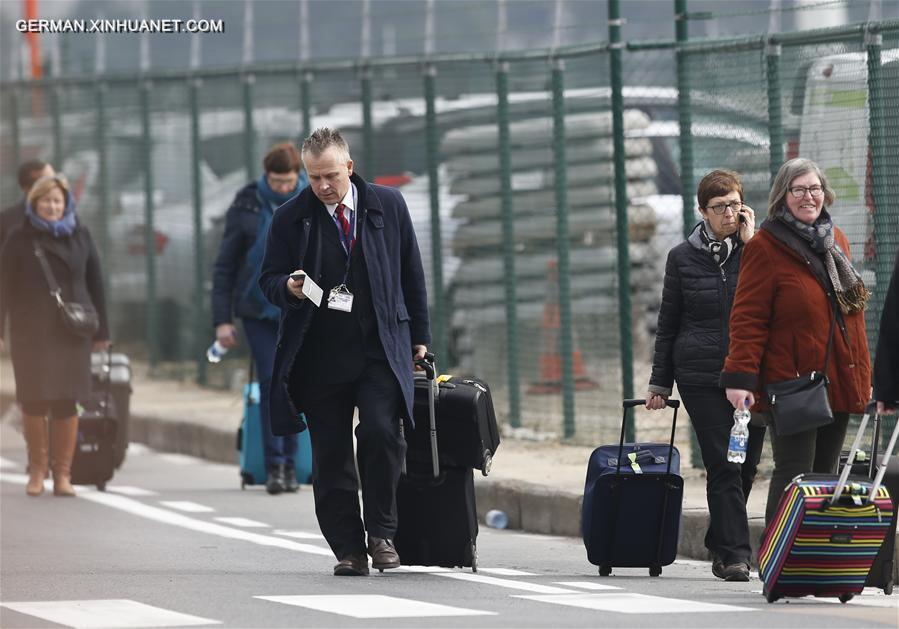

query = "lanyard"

[333,186,358,284]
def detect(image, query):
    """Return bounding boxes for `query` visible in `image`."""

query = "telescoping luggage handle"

[832,402,899,505]
[620,399,680,477]
[414,352,440,479]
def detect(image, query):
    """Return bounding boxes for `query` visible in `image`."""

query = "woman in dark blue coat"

[211,143,307,494]
[645,170,764,581]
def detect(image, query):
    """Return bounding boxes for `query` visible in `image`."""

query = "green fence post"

[301,71,312,139]
[609,0,635,441]
[675,0,694,240]
[496,61,521,428]
[243,74,256,181]
[361,66,374,179]
[50,84,63,169]
[140,81,159,369]
[675,0,702,468]
[190,78,207,386]
[551,58,576,440]
[423,62,446,364]
[766,41,784,183]
[95,82,110,295]
[866,26,898,454]
[10,87,21,170]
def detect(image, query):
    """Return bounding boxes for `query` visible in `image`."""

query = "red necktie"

[335,203,351,239]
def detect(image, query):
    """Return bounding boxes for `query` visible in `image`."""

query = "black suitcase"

[71,351,120,491]
[407,372,500,475]
[90,351,132,469]
[582,398,683,577]
[394,354,479,571]
[840,408,898,595]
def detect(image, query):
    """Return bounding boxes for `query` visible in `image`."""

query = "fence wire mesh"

[2,16,898,458]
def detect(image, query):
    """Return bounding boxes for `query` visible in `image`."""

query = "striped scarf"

[777,206,870,314]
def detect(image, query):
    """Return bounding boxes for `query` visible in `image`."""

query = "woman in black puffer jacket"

[646,170,764,582]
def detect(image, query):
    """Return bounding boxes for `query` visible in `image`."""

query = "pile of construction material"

[442,109,661,406]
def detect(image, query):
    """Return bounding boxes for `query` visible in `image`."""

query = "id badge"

[327,284,354,312]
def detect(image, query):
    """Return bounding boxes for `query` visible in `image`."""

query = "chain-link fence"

[2,11,897,461]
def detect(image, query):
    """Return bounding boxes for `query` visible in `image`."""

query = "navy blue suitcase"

[582,398,683,576]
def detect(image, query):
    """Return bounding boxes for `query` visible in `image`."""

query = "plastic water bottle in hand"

[727,400,751,463]
[206,340,229,364]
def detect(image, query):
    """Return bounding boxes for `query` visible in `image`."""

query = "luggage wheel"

[481,451,492,476]
[598,565,612,577]
[884,580,893,596]
[471,542,478,573]
[838,593,854,604]
[97,482,106,492]
[649,565,662,577]
[764,588,779,604]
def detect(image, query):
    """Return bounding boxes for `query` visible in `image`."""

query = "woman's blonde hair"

[767,158,836,218]
[27,174,70,207]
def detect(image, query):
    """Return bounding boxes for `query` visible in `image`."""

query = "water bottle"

[206,340,229,364]
[727,400,751,464]
[485,509,509,530]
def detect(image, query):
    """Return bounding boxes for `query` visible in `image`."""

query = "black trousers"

[679,385,766,565]
[765,411,850,525]
[298,360,406,561]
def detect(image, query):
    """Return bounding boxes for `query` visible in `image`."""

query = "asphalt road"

[1,425,896,629]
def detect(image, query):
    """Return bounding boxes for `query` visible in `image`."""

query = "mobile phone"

[290,272,306,282]
[738,213,746,224]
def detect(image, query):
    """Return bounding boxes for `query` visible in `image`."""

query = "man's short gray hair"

[767,157,836,218]
[302,127,351,163]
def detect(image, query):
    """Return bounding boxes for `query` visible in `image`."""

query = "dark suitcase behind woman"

[71,350,120,491]
[407,373,500,474]
[838,408,899,594]
[582,398,683,577]
[395,355,488,572]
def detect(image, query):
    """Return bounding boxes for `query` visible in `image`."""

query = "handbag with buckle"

[765,306,835,437]
[34,243,99,339]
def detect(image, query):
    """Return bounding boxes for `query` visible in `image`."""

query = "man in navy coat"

[259,127,430,576]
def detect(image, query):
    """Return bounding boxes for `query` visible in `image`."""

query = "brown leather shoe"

[333,555,369,576]
[368,536,401,571]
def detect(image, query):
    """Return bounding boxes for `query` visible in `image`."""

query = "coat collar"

[290,172,382,223]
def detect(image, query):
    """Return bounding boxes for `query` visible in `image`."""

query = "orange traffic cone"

[527,260,599,394]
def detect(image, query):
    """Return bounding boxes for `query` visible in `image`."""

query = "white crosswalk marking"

[159,501,215,513]
[213,517,269,528]
[555,581,623,591]
[256,594,495,618]
[479,568,538,576]
[0,599,219,628]
[105,486,158,497]
[0,456,18,469]
[158,453,204,465]
[436,572,578,594]
[272,529,325,540]
[514,592,755,614]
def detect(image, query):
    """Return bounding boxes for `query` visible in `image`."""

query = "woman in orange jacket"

[721,157,870,525]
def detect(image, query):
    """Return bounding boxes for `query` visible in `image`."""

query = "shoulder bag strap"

[33,243,64,307]
[820,297,837,376]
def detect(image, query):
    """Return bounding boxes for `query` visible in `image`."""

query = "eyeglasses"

[788,185,824,199]
[705,201,743,215]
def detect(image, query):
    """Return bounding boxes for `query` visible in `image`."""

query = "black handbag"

[34,243,99,339]
[765,307,836,437]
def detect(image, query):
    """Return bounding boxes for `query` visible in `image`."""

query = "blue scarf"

[256,173,302,209]
[25,192,77,237]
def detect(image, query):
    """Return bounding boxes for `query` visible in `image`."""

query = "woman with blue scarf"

[212,142,308,494]
[0,174,109,497]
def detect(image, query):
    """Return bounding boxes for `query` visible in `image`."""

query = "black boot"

[265,464,285,495]
[283,463,299,493]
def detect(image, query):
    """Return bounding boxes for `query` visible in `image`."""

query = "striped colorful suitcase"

[759,408,898,603]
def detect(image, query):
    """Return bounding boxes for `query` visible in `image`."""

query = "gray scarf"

[777,206,870,314]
